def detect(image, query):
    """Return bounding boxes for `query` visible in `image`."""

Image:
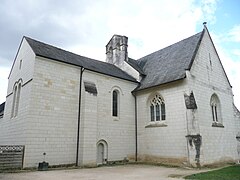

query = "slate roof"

[134,30,204,91]
[24,30,206,91]
[0,102,5,113]
[24,37,137,82]
[127,58,146,75]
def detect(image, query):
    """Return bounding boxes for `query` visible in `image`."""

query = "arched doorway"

[97,143,104,164]
[97,140,108,165]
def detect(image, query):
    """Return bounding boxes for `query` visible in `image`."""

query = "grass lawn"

[185,165,240,180]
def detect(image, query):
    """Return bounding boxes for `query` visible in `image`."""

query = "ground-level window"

[150,94,166,121]
[210,94,221,122]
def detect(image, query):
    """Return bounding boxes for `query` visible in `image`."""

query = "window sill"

[145,121,167,128]
[113,117,120,121]
[212,122,224,128]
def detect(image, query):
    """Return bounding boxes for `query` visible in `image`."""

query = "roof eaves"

[35,54,137,83]
[25,36,137,83]
[132,75,186,93]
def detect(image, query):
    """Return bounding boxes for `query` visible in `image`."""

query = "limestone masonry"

[0,25,239,168]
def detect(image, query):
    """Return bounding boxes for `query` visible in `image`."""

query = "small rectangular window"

[19,60,22,70]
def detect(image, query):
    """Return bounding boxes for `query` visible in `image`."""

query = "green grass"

[185,165,240,180]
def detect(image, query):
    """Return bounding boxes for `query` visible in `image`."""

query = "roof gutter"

[132,76,186,93]
[76,67,85,166]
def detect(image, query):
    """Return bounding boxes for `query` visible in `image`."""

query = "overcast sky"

[0,0,239,109]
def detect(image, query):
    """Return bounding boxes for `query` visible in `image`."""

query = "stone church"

[1,24,240,168]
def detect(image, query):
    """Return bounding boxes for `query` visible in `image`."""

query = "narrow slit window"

[112,90,118,117]
[14,84,21,117]
[19,59,22,70]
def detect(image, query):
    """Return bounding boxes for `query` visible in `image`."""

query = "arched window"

[112,90,119,117]
[210,94,221,122]
[150,94,166,121]
[11,85,17,118]
[11,81,21,118]
[15,83,21,116]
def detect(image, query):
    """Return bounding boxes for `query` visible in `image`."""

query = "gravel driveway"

[0,164,210,180]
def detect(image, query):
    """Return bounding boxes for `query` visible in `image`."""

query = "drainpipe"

[133,92,138,161]
[76,67,85,166]
[185,111,190,166]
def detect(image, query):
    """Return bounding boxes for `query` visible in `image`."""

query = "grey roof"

[0,102,5,113]
[127,58,146,75]
[24,37,137,82]
[134,30,204,91]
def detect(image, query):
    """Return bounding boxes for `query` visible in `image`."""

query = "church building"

[0,24,240,168]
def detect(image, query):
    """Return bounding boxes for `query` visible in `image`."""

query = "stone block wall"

[24,57,80,167]
[0,39,35,159]
[186,29,239,165]
[136,80,189,165]
[80,70,137,164]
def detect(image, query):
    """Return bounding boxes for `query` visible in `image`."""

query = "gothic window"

[210,94,221,122]
[112,90,119,117]
[150,94,165,121]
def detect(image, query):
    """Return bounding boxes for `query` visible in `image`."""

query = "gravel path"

[0,164,210,180]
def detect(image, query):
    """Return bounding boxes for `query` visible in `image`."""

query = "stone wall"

[0,39,35,162]
[24,57,80,167]
[186,28,239,165]
[80,70,137,165]
[16,55,137,167]
[136,80,189,165]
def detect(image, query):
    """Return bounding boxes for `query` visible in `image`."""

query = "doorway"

[97,140,108,165]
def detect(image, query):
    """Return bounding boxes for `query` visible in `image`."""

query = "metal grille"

[0,145,25,170]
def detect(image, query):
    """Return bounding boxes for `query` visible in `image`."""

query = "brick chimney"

[106,35,128,67]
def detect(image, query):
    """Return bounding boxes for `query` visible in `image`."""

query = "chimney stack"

[106,35,128,67]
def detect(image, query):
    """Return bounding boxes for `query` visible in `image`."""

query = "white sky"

[0,0,239,109]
